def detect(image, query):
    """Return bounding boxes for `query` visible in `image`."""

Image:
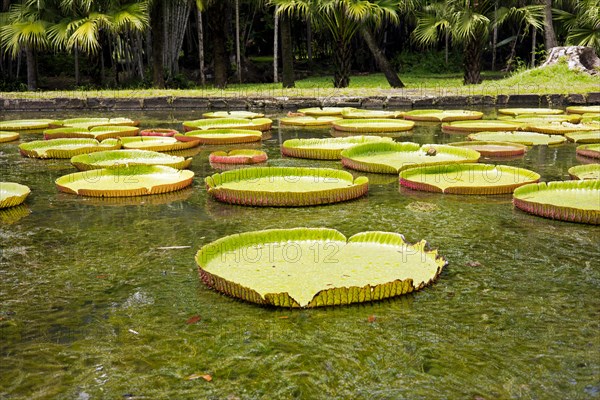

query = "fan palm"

[555,0,600,53]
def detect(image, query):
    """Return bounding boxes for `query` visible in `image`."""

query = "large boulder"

[541,46,600,75]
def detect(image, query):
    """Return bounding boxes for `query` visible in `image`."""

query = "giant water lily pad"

[70,150,192,171]
[332,119,414,133]
[195,228,446,308]
[182,118,272,132]
[341,142,480,174]
[56,165,194,197]
[140,128,179,137]
[566,105,600,114]
[279,116,342,126]
[565,131,600,144]
[403,109,483,122]
[576,144,600,159]
[209,150,267,164]
[0,119,55,131]
[297,107,349,116]
[498,114,582,124]
[0,131,19,143]
[526,122,600,135]
[205,167,368,206]
[568,164,600,180]
[467,131,566,146]
[19,138,120,159]
[498,108,563,116]
[282,136,393,160]
[341,109,403,119]
[0,182,31,209]
[44,125,140,140]
[203,111,265,119]
[449,141,527,157]
[51,117,138,129]
[513,180,600,224]
[121,136,199,152]
[399,163,540,194]
[441,120,520,133]
[175,129,263,145]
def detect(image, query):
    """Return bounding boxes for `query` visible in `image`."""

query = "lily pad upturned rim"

[448,141,527,157]
[497,114,582,124]
[140,128,179,137]
[279,116,342,126]
[19,138,121,159]
[0,119,56,131]
[0,182,31,209]
[526,123,600,135]
[576,144,600,159]
[467,131,567,146]
[497,108,564,116]
[568,164,600,180]
[203,111,265,119]
[182,117,273,132]
[402,109,484,122]
[332,119,414,133]
[205,167,369,207]
[281,136,393,160]
[399,163,540,194]
[441,120,521,133]
[513,180,599,224]
[44,125,140,140]
[208,150,268,164]
[56,165,195,197]
[296,107,350,116]
[50,117,139,129]
[564,131,600,144]
[566,106,600,115]
[340,142,481,174]
[175,129,263,145]
[121,136,200,152]
[341,109,404,119]
[70,149,192,171]
[0,131,20,143]
[196,227,447,308]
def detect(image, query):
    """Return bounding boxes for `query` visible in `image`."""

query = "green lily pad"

[497,114,582,124]
[0,182,31,209]
[56,165,194,197]
[140,128,179,137]
[581,114,600,124]
[203,111,265,119]
[121,136,200,152]
[442,120,520,133]
[403,109,483,122]
[467,131,567,146]
[564,131,600,143]
[568,164,600,180]
[341,142,480,174]
[196,228,446,308]
[399,163,540,194]
[566,105,600,114]
[449,141,527,157]
[70,150,192,171]
[513,180,600,224]
[332,119,414,133]
[497,108,564,116]
[209,150,268,164]
[175,129,263,145]
[576,144,600,159]
[205,167,368,206]
[341,109,403,119]
[182,118,272,132]
[0,119,56,131]
[296,107,349,116]
[44,125,140,140]
[279,116,342,126]
[282,136,393,160]
[0,131,19,143]
[526,122,600,135]
[51,117,139,129]
[19,138,121,159]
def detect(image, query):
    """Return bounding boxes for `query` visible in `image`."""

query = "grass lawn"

[1,64,598,99]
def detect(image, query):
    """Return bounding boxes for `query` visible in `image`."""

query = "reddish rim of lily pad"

[140,128,179,137]
[208,150,268,164]
[449,141,527,157]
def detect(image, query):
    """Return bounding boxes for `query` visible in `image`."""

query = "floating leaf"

[71,149,192,170]
[121,136,199,152]
[19,139,121,159]
[297,107,350,116]
[203,111,264,119]
[176,129,263,145]
[564,131,600,144]
[0,182,31,209]
[332,119,414,133]
[279,116,342,126]
[568,164,600,180]
[208,150,267,164]
[140,128,179,137]
[403,109,483,122]
[0,119,55,131]
[576,144,600,159]
[467,131,566,146]
[497,108,564,116]
[566,105,600,114]
[182,118,272,132]
[341,109,403,119]
[282,136,393,160]
[449,141,527,157]
[442,120,520,134]
[44,125,140,140]
[0,131,19,143]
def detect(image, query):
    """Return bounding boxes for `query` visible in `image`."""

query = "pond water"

[1,110,599,399]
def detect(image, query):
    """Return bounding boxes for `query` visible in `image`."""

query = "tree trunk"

[273,6,279,83]
[491,1,498,71]
[25,45,37,90]
[333,38,351,88]
[360,27,404,88]
[2,0,10,11]
[151,1,165,88]
[235,0,241,83]
[280,14,295,88]
[197,9,205,86]
[463,38,482,85]
[307,18,312,66]
[74,45,80,86]
[531,27,537,67]
[542,0,557,50]
[211,1,228,88]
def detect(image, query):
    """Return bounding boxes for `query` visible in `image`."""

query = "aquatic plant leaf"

[175,129,263,145]
[52,117,139,129]
[0,131,19,143]
[208,150,267,164]
[403,109,483,122]
[441,120,520,133]
[449,141,527,157]
[399,163,540,194]
[279,116,342,126]
[296,107,350,116]
[196,228,446,308]
[467,131,566,146]
[0,182,31,209]
[526,122,600,135]
[282,136,393,160]
[332,119,414,133]
[121,136,199,152]
[568,164,600,180]
[182,118,272,132]
[205,167,368,206]
[513,180,600,224]
[19,138,121,159]
[56,165,194,197]
[497,114,582,124]
[203,111,264,119]
[497,108,564,116]
[0,119,55,131]
[564,131,600,144]
[340,142,480,174]
[44,125,140,140]
[140,128,179,137]
[70,149,192,170]
[576,144,600,159]
[566,105,600,114]
[341,109,403,119]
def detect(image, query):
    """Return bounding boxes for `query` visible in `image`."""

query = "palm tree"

[555,0,600,53]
